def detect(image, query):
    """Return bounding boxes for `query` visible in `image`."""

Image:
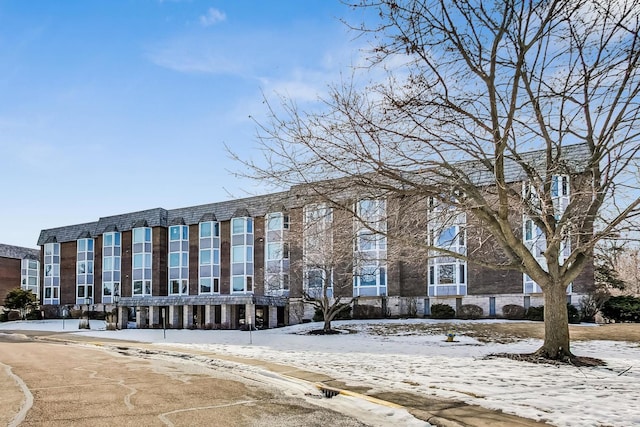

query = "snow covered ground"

[2,318,638,427]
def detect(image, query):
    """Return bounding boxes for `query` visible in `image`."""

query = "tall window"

[264,212,290,296]
[522,175,571,294]
[21,258,39,296]
[169,225,189,295]
[354,199,387,297]
[428,211,467,297]
[102,232,121,302]
[231,217,254,293]
[303,204,333,296]
[199,221,221,294]
[43,243,60,304]
[76,238,94,304]
[132,227,152,296]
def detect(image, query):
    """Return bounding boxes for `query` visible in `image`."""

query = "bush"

[567,303,581,324]
[457,304,483,319]
[430,303,456,319]
[523,304,581,323]
[502,304,526,319]
[353,304,383,319]
[313,304,352,322]
[601,295,640,322]
[526,306,545,321]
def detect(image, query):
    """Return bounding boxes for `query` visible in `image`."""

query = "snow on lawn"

[2,318,639,427]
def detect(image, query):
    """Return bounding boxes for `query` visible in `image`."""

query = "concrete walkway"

[17,330,549,427]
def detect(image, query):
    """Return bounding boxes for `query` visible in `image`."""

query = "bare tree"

[234,0,640,361]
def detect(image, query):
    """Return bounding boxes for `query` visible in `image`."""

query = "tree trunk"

[323,317,332,333]
[536,282,572,360]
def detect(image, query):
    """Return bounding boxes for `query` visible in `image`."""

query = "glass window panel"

[200,278,211,293]
[78,239,86,252]
[232,246,244,262]
[29,260,38,269]
[232,276,245,292]
[133,228,144,243]
[133,281,142,294]
[247,218,253,233]
[114,233,121,246]
[232,218,244,234]
[104,233,113,246]
[437,227,457,247]
[87,262,93,274]
[169,253,180,267]
[214,222,220,237]
[200,222,212,238]
[213,249,219,264]
[267,214,282,231]
[267,243,281,260]
[104,271,112,281]
[232,263,245,275]
[133,254,143,268]
[200,249,211,265]
[145,281,151,294]
[144,254,151,266]
[145,228,151,242]
[28,277,37,286]
[246,247,253,262]
[200,265,211,276]
[439,264,455,284]
[87,239,94,251]
[170,226,180,241]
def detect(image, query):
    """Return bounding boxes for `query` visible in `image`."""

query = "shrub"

[502,304,526,319]
[353,304,383,319]
[526,306,545,321]
[601,295,640,322]
[430,303,456,319]
[457,304,483,319]
[523,304,581,323]
[567,303,581,324]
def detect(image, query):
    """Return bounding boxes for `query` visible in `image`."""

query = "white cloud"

[200,8,226,27]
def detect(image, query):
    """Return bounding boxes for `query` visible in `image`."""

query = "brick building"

[36,145,594,329]
[0,244,40,306]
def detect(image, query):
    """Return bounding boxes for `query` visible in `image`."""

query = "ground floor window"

[354,262,387,297]
[428,260,467,296]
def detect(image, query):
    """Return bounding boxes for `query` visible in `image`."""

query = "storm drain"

[318,386,340,398]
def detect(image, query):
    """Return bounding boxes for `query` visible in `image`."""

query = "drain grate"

[319,386,340,398]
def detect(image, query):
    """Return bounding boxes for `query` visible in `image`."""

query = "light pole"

[113,291,120,330]
[86,296,92,329]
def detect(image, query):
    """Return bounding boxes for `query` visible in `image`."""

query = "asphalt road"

[0,333,368,427]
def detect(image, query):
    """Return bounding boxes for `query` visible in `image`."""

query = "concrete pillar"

[168,305,180,328]
[245,303,255,329]
[204,305,213,326]
[268,306,278,329]
[117,306,127,329]
[136,306,148,328]
[221,304,231,329]
[183,305,193,329]
[149,306,160,327]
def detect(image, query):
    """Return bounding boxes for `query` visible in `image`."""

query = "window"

[199,221,221,295]
[265,212,291,296]
[21,258,40,296]
[428,212,467,297]
[132,227,152,296]
[43,243,60,305]
[231,217,254,293]
[168,225,189,295]
[76,238,95,304]
[354,199,388,297]
[303,204,333,295]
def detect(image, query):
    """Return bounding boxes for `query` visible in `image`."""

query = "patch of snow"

[2,318,638,427]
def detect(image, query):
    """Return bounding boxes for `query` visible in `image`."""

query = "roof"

[0,243,39,260]
[38,191,291,245]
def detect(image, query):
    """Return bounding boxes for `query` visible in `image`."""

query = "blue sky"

[0,0,366,248]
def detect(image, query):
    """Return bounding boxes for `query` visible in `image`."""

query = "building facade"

[0,244,40,306]
[36,147,595,329]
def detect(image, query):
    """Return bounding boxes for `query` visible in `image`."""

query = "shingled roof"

[37,192,292,245]
[0,243,39,260]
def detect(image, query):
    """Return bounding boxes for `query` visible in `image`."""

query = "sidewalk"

[27,330,549,427]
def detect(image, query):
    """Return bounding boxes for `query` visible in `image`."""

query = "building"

[36,145,594,329]
[0,244,40,306]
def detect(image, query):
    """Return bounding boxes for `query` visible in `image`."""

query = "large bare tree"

[235,0,640,360]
